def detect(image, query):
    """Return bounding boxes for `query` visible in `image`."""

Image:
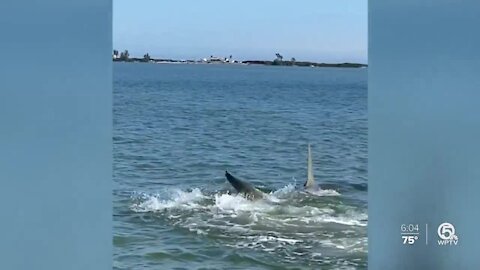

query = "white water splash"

[130,188,205,212]
[128,186,367,258]
[130,187,365,229]
[271,182,297,197]
[308,188,341,196]
[214,193,276,213]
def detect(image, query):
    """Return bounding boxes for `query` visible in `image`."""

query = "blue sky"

[113,0,367,63]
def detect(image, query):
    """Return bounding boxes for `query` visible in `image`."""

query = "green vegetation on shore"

[112,50,367,68]
[241,60,366,68]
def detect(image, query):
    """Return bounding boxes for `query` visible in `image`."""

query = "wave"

[130,188,206,212]
[305,188,341,197]
[127,184,367,260]
[130,185,365,228]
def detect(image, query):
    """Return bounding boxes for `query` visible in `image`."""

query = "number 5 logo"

[437,223,456,240]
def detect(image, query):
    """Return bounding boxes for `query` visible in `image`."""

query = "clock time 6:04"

[401,224,419,232]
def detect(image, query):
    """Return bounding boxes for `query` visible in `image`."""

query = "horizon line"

[111,49,368,65]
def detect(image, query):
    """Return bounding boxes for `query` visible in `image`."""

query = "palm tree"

[143,53,151,62]
[275,53,283,61]
[120,50,129,61]
[273,53,284,65]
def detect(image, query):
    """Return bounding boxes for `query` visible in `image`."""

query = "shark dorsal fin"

[304,144,315,188]
[225,171,264,200]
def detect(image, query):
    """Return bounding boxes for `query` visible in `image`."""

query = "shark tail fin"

[304,143,316,188]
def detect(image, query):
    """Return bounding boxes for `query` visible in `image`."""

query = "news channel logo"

[437,222,459,246]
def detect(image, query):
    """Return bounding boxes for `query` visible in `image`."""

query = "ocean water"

[113,63,367,269]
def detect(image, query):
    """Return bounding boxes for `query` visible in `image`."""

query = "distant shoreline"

[113,58,367,68]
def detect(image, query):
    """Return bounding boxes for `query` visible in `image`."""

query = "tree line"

[113,50,151,62]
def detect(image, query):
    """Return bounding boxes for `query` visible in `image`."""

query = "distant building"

[206,55,235,63]
[208,56,224,63]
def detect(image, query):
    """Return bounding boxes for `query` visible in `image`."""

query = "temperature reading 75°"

[402,235,418,245]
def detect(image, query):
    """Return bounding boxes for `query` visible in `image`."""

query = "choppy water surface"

[114,63,367,269]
